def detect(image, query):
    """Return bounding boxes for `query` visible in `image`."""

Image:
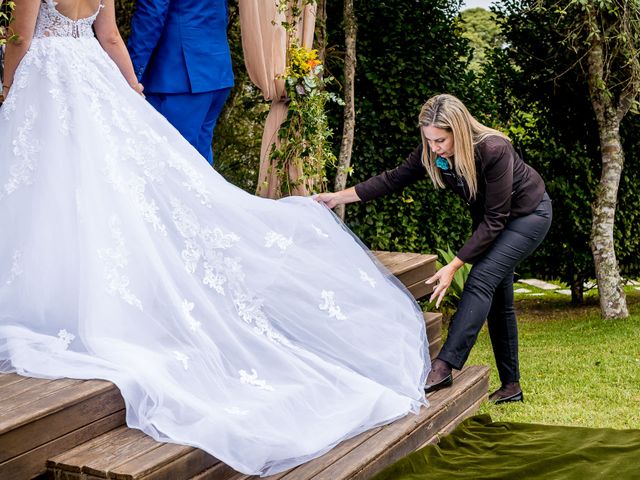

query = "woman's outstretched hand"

[314,187,361,209]
[314,192,344,209]
[426,256,465,308]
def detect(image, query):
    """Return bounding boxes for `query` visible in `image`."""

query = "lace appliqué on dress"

[170,197,241,296]
[239,369,275,392]
[98,216,144,311]
[265,231,293,251]
[4,107,40,197]
[56,329,75,350]
[359,269,377,288]
[182,300,201,332]
[166,148,212,207]
[49,88,71,135]
[102,155,167,235]
[312,224,329,238]
[5,250,23,285]
[319,290,348,320]
[173,351,190,370]
[233,293,289,345]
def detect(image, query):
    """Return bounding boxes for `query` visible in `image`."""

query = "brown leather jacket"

[354,135,546,264]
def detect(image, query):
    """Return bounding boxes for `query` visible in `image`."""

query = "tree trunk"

[334,0,356,220]
[586,37,629,319]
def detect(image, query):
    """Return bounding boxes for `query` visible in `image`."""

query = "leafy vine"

[266,0,343,197]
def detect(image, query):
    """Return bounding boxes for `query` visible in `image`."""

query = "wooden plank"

[81,430,163,478]
[384,254,426,279]
[0,377,56,403]
[424,312,442,342]
[115,444,212,480]
[275,426,385,480]
[428,336,442,360]
[0,373,27,388]
[0,410,125,480]
[49,426,139,473]
[139,448,219,480]
[391,254,437,278]
[394,257,437,288]
[109,443,194,480]
[0,379,103,428]
[0,381,124,462]
[371,251,394,263]
[189,461,239,480]
[0,378,84,418]
[308,365,489,480]
[407,279,432,300]
[375,252,431,278]
[416,394,486,450]
[382,253,423,274]
[212,425,386,480]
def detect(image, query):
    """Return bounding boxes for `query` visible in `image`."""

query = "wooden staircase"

[0,251,489,480]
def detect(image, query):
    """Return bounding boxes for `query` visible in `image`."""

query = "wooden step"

[373,251,437,300]
[424,312,442,360]
[46,429,227,480]
[47,366,488,480]
[0,375,125,480]
[193,365,489,480]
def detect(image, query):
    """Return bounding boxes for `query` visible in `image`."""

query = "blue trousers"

[438,193,552,385]
[146,87,231,165]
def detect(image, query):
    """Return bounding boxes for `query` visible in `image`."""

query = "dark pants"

[146,87,231,165]
[438,193,552,385]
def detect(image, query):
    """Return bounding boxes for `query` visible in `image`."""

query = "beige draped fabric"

[238,0,317,198]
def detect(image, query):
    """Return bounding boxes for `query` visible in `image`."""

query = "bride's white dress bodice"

[34,0,103,39]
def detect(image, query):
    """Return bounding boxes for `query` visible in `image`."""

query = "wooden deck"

[0,251,489,480]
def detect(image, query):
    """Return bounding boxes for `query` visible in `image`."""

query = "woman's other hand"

[426,256,464,308]
[314,187,361,208]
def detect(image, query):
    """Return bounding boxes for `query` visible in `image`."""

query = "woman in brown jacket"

[316,94,552,403]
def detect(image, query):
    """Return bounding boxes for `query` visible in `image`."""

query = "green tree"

[459,7,502,72]
[490,0,640,308]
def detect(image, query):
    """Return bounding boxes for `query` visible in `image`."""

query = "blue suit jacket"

[127,0,234,94]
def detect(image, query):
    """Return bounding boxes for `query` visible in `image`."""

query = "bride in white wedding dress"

[0,0,429,475]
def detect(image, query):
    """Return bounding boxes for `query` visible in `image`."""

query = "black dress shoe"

[489,388,524,404]
[425,358,454,394]
[425,373,453,393]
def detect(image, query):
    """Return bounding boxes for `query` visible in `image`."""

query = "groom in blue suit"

[127,0,234,165]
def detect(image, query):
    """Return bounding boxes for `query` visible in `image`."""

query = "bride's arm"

[93,0,143,95]
[2,0,41,99]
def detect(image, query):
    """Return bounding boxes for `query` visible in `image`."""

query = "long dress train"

[0,1,430,475]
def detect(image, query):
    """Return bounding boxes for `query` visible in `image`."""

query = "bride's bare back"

[47,0,101,21]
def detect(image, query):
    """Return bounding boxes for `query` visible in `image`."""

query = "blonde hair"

[418,94,508,199]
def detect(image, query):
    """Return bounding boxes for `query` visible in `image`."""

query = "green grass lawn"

[463,287,640,429]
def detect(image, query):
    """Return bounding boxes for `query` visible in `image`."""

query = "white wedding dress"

[0,1,429,476]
